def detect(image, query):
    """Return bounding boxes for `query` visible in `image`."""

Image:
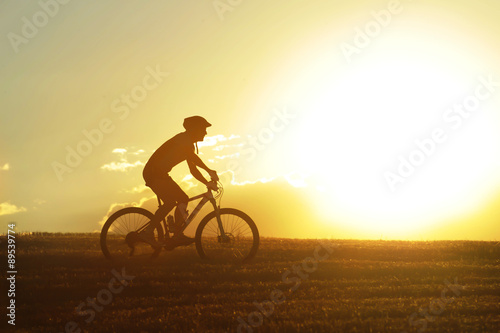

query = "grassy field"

[1,233,499,332]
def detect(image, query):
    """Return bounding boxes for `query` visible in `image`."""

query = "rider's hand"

[207,180,218,191]
[208,169,219,181]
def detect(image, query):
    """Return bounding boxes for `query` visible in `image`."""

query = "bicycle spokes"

[196,208,259,263]
[100,208,163,261]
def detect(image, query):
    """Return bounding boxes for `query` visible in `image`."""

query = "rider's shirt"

[143,132,195,179]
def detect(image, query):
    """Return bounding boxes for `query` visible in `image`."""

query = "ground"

[1,233,499,332]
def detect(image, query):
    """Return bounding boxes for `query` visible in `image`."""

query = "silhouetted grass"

[2,234,499,332]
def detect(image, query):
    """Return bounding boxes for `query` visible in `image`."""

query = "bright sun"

[276,26,500,238]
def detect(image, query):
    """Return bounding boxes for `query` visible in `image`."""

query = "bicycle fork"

[210,198,229,243]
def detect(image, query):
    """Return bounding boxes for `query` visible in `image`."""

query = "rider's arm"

[188,153,219,181]
[190,153,210,172]
[187,160,209,185]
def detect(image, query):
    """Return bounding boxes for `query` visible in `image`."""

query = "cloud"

[1,163,9,171]
[32,198,47,210]
[216,169,309,188]
[112,148,127,154]
[101,148,146,172]
[112,148,145,155]
[213,144,242,151]
[194,135,252,167]
[101,160,144,172]
[215,153,241,160]
[231,176,276,186]
[215,169,274,186]
[123,185,149,194]
[179,174,201,192]
[98,195,156,227]
[198,134,240,148]
[284,172,308,188]
[34,198,47,205]
[0,201,27,216]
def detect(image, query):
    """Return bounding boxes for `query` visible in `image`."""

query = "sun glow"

[278,27,500,237]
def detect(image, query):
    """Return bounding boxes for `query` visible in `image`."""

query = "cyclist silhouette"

[139,116,219,249]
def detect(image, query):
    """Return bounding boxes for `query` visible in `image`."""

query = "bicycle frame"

[139,188,226,237]
[183,189,218,229]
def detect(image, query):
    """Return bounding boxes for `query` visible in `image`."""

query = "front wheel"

[100,207,163,261]
[195,208,259,263]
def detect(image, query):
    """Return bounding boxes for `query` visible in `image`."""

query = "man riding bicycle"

[139,116,219,249]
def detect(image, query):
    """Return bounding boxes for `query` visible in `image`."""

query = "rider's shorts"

[144,173,189,207]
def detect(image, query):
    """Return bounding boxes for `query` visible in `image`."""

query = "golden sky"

[1,0,499,240]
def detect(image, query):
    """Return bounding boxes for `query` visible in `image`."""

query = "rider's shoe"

[172,233,195,246]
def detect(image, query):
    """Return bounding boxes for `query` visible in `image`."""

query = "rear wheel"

[195,208,259,264]
[100,207,163,261]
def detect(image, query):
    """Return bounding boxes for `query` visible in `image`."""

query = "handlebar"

[206,180,220,192]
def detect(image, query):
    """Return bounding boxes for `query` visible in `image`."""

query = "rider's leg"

[143,202,174,234]
[173,200,189,235]
[154,178,189,235]
[172,196,194,245]
[141,176,177,237]
[144,175,192,244]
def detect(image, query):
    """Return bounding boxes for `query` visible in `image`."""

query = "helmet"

[183,116,211,131]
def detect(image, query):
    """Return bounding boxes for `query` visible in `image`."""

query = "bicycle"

[100,182,259,263]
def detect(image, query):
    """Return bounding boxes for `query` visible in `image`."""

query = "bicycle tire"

[195,208,259,263]
[100,207,163,260]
